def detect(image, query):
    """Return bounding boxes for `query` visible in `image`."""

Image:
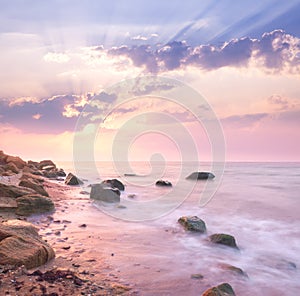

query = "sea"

[56,161,300,295]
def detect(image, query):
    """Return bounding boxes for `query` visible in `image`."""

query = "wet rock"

[16,194,54,216]
[219,263,248,277]
[101,179,125,191]
[186,172,215,180]
[0,220,55,269]
[79,224,87,228]
[191,273,204,279]
[65,173,83,185]
[275,259,297,270]
[80,191,89,195]
[19,179,49,197]
[178,216,207,233]
[209,233,238,249]
[90,184,120,203]
[202,283,236,296]
[155,180,172,187]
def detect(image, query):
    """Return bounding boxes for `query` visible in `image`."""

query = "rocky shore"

[0,150,134,295]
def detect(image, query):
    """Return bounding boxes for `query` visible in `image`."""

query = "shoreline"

[0,179,136,295]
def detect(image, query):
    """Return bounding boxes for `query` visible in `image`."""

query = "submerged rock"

[155,180,172,187]
[186,172,215,180]
[209,233,239,249]
[178,216,207,233]
[0,220,55,269]
[101,179,125,191]
[65,173,83,185]
[90,184,120,203]
[202,283,236,296]
[219,263,248,278]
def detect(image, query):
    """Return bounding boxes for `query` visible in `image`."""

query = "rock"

[19,179,49,197]
[186,172,215,180]
[0,219,55,269]
[56,168,66,177]
[219,263,248,277]
[90,184,120,203]
[38,160,56,170]
[65,173,83,185]
[16,194,54,216]
[101,179,125,191]
[21,172,44,183]
[155,180,172,187]
[0,183,36,198]
[5,155,26,169]
[0,197,18,212]
[275,259,297,270]
[178,216,207,233]
[191,273,204,279]
[4,162,19,174]
[202,283,236,296]
[209,234,239,249]
[0,150,8,164]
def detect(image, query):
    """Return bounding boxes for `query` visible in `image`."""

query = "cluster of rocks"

[0,151,59,270]
[178,215,241,295]
[0,150,66,179]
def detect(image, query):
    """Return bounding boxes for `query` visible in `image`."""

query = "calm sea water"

[56,161,300,295]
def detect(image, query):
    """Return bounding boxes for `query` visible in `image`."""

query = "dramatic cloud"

[106,30,300,73]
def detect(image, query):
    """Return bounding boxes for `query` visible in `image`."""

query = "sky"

[0,0,300,162]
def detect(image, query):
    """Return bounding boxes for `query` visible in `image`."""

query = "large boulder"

[15,194,54,216]
[19,179,49,197]
[0,183,36,198]
[178,216,207,233]
[202,283,236,296]
[90,184,120,203]
[0,220,55,269]
[65,173,83,185]
[186,172,215,180]
[209,234,239,249]
[155,180,172,187]
[101,179,125,191]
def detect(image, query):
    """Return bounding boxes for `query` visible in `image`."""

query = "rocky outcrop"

[178,216,207,233]
[90,184,120,203]
[202,283,235,296]
[209,233,239,249]
[186,172,215,180]
[0,151,66,179]
[155,180,172,187]
[101,179,125,191]
[16,194,54,216]
[65,173,83,185]
[0,220,55,269]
